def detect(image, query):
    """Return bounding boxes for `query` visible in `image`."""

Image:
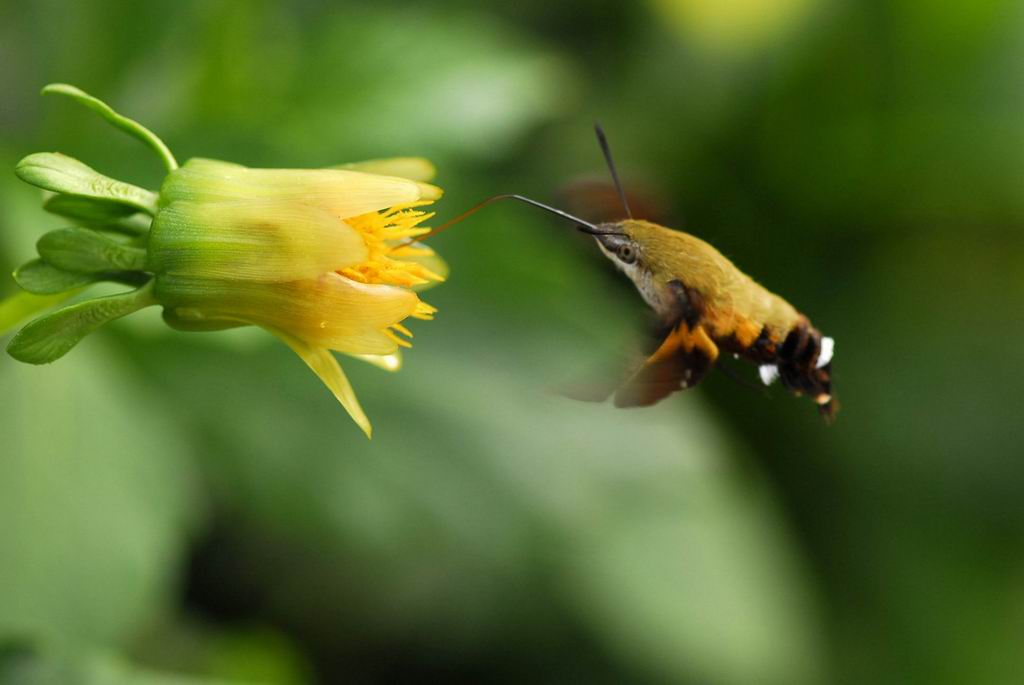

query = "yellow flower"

[6,85,446,438]
[151,158,447,437]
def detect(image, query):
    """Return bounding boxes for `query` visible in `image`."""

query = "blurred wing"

[613,346,713,407]
[613,324,716,408]
[558,177,669,225]
[553,321,662,403]
[558,283,718,407]
[557,375,621,403]
[556,341,714,407]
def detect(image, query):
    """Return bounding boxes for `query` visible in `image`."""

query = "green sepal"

[15,153,159,215]
[102,214,153,236]
[6,282,155,364]
[13,259,100,294]
[42,83,178,172]
[43,194,150,235]
[37,227,148,274]
[162,307,248,332]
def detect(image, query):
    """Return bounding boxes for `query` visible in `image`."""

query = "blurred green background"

[2,1,1023,683]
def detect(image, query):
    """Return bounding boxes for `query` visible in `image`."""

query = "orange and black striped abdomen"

[724,316,838,421]
[771,319,836,420]
[670,254,838,421]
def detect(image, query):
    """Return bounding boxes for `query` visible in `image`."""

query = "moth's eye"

[617,243,637,264]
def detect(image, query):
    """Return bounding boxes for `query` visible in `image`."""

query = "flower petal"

[150,200,369,282]
[274,331,372,438]
[155,273,419,355]
[334,157,436,182]
[162,158,441,218]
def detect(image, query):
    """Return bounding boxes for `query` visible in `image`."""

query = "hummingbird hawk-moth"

[431,126,837,420]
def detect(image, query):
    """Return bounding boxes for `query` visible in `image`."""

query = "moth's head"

[584,219,666,275]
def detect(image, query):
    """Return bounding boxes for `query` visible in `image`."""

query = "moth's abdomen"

[695,269,837,420]
[746,317,837,421]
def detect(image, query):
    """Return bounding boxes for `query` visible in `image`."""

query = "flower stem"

[42,83,179,172]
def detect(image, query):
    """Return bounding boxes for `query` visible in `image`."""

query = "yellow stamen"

[340,201,446,352]
[411,302,437,320]
[340,201,446,289]
[384,328,413,348]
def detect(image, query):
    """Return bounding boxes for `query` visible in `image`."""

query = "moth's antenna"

[420,193,611,240]
[594,123,632,219]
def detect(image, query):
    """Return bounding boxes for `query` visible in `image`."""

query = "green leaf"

[0,291,77,338]
[41,83,178,172]
[6,283,155,364]
[15,153,159,215]
[42,194,150,235]
[13,260,99,294]
[37,228,147,274]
